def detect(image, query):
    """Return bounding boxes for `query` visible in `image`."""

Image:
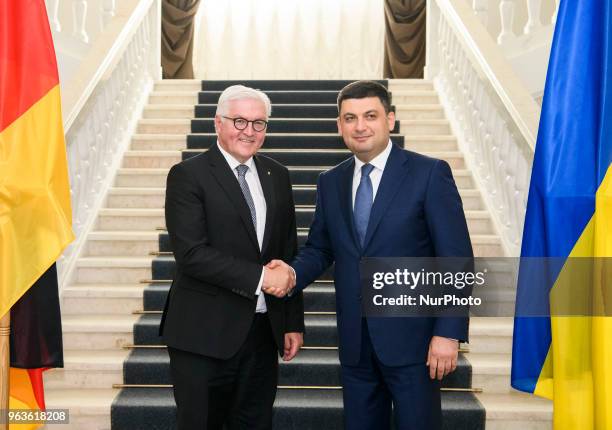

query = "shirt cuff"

[287,267,297,297]
[256,267,265,296]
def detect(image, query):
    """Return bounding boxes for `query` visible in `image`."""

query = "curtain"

[162,0,201,79]
[384,0,426,79]
[193,0,384,79]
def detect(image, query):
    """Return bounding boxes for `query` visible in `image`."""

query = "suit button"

[357,294,362,300]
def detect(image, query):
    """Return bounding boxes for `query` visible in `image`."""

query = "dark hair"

[337,80,392,114]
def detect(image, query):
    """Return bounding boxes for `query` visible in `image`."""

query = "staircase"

[44,79,552,429]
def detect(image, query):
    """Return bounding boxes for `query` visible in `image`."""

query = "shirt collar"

[354,140,393,176]
[217,141,256,173]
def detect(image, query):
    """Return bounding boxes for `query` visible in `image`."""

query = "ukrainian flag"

[511,1,612,429]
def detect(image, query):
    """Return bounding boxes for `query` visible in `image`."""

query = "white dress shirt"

[352,140,393,209]
[217,143,268,313]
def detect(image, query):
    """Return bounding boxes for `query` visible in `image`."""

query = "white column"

[524,0,543,34]
[48,0,61,32]
[72,0,89,43]
[552,0,560,24]
[497,0,516,45]
[472,0,489,28]
[101,0,116,28]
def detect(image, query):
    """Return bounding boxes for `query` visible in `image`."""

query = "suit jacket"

[160,144,305,359]
[292,143,472,367]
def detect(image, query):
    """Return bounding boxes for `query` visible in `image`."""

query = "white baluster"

[60,2,162,287]
[552,0,560,24]
[101,0,116,28]
[72,0,89,43]
[524,0,543,34]
[48,0,61,32]
[497,0,516,45]
[433,0,535,256]
[472,0,489,28]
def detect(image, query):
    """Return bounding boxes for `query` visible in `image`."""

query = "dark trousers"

[168,313,278,430]
[341,320,441,430]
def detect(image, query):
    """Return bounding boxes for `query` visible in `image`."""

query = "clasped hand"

[262,260,295,298]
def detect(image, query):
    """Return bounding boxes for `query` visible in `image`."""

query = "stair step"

[199,79,390,91]
[114,166,475,189]
[137,119,190,134]
[182,148,466,169]
[130,133,461,153]
[45,388,117,430]
[136,118,402,134]
[467,353,514,394]
[75,257,153,284]
[192,118,400,134]
[62,284,145,314]
[399,119,451,135]
[111,388,485,430]
[394,104,445,119]
[388,79,435,92]
[194,89,440,105]
[62,314,138,350]
[133,314,511,356]
[86,231,160,256]
[133,313,337,347]
[44,350,128,389]
[122,348,472,389]
[186,134,405,150]
[196,103,341,119]
[200,90,343,104]
[468,318,513,354]
[475,392,552,429]
[104,186,485,211]
[122,151,181,169]
[392,90,440,105]
[148,91,198,105]
[155,231,503,257]
[142,281,336,313]
[404,135,458,152]
[95,206,491,234]
[154,80,201,92]
[142,105,195,119]
[115,168,170,188]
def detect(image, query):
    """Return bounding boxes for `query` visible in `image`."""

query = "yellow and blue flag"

[511,1,611,429]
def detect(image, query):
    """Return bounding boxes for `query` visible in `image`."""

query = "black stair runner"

[111,80,485,430]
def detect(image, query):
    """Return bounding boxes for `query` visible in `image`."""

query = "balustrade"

[54,0,161,287]
[428,0,540,256]
[467,0,557,46]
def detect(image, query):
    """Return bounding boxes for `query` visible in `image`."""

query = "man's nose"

[242,122,256,135]
[355,117,367,131]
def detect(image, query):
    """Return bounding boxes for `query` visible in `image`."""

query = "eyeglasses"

[222,116,268,132]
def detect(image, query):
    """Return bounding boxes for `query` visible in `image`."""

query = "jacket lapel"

[338,158,362,252]
[362,144,410,250]
[207,145,260,254]
[254,156,275,256]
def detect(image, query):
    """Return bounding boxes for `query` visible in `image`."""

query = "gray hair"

[215,85,272,118]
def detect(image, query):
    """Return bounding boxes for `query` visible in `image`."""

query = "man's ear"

[214,115,222,133]
[387,110,396,131]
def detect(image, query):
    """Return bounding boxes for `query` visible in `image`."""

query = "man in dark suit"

[160,85,304,430]
[268,81,473,429]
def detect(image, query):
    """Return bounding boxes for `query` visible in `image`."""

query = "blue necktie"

[354,164,374,246]
[236,164,257,231]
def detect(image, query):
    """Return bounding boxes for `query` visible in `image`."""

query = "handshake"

[262,260,295,298]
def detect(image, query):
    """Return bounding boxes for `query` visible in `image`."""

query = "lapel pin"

[267,171,271,175]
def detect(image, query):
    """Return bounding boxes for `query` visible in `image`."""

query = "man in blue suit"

[269,81,473,429]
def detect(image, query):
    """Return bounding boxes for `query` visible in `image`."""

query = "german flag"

[0,0,75,427]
